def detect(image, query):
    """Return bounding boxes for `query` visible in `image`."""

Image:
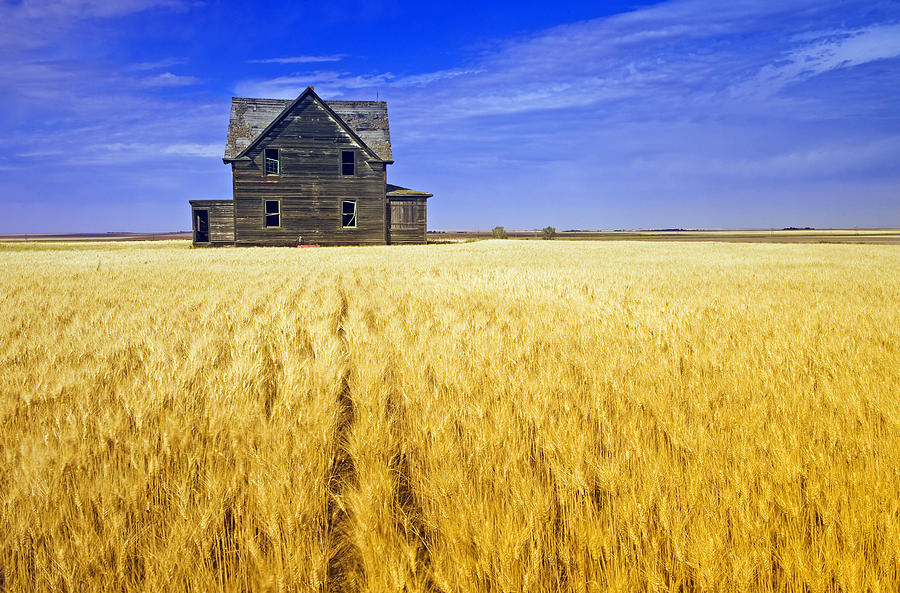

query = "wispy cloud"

[235,68,480,98]
[162,143,220,157]
[139,72,201,87]
[252,0,897,132]
[129,58,187,71]
[0,0,214,181]
[39,142,222,164]
[237,2,891,121]
[248,55,345,64]
[0,0,187,49]
[2,0,186,20]
[744,23,900,96]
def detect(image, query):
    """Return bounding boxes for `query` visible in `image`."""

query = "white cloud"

[129,58,187,71]
[234,68,480,99]
[391,68,481,87]
[3,0,185,19]
[743,23,900,96]
[162,143,221,157]
[62,141,222,164]
[235,1,828,121]
[0,0,186,49]
[140,72,200,87]
[6,94,226,167]
[235,71,391,98]
[15,148,66,158]
[248,55,345,64]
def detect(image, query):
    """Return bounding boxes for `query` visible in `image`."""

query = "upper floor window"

[265,148,280,175]
[264,199,281,228]
[341,150,355,176]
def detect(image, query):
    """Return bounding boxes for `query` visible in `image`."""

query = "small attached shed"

[189,200,234,246]
[386,184,433,244]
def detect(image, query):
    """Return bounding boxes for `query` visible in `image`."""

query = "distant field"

[430,228,900,244]
[1,240,899,592]
[0,231,192,242]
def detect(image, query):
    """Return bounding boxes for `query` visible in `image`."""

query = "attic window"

[341,200,357,228]
[265,148,280,175]
[264,199,281,228]
[341,150,355,176]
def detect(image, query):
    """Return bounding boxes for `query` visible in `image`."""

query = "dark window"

[341,150,355,176]
[341,200,357,228]
[264,199,281,228]
[265,148,280,175]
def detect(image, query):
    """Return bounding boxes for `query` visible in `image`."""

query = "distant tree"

[492,226,508,239]
[541,226,557,240]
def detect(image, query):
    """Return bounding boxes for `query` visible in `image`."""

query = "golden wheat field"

[1,239,899,592]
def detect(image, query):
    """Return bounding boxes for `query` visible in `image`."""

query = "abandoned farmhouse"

[190,86,432,246]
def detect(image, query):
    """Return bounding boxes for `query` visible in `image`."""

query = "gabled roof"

[224,87,393,162]
[386,184,433,198]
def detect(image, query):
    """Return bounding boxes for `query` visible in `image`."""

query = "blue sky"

[1,0,898,232]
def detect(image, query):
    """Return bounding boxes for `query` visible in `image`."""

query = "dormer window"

[341,150,355,176]
[265,148,280,175]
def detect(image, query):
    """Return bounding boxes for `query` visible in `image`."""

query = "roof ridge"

[231,96,386,104]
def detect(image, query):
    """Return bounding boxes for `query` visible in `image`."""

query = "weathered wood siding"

[231,95,387,246]
[388,198,427,245]
[190,200,234,246]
